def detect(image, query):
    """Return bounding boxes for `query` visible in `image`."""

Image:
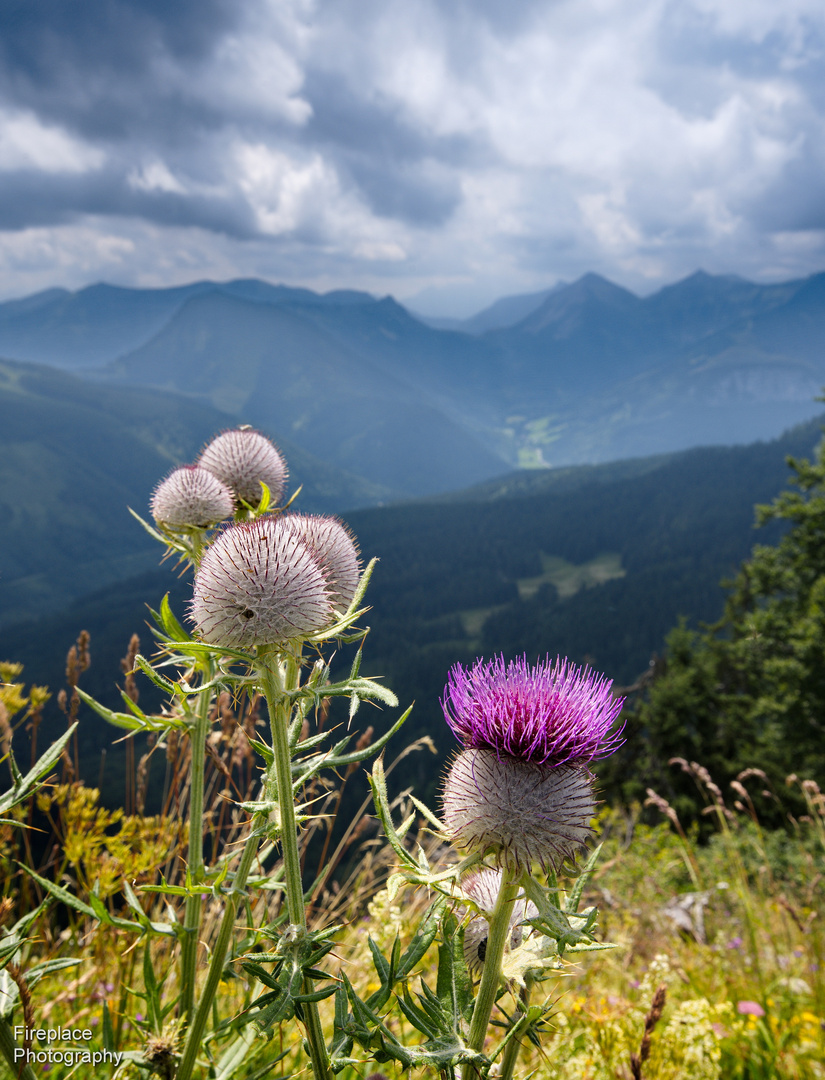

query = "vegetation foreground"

[1,423,825,1078]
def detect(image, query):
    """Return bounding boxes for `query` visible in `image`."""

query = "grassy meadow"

[1,656,823,1078]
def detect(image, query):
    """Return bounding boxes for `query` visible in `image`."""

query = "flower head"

[442,747,596,872]
[190,517,333,648]
[442,654,624,767]
[279,514,361,613]
[150,466,234,527]
[198,428,288,507]
[460,868,538,974]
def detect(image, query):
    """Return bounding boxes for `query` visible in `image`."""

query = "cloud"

[0,0,823,308]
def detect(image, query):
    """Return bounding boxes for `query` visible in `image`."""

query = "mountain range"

[0,269,823,496]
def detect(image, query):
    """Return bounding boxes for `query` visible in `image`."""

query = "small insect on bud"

[198,428,288,507]
[190,517,333,648]
[279,514,361,613]
[150,466,234,527]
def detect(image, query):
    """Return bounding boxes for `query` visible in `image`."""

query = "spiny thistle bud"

[442,747,596,872]
[143,1022,181,1077]
[461,868,538,975]
[150,466,234,527]
[279,514,361,613]
[443,654,624,767]
[198,428,288,507]
[190,518,333,648]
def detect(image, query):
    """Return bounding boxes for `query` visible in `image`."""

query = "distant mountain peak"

[514,271,640,335]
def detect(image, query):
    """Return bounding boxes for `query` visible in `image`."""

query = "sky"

[1,0,824,316]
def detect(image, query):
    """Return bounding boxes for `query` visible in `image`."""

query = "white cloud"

[128,161,188,194]
[0,109,105,173]
[1,0,824,306]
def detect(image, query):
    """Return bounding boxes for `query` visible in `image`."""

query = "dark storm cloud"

[0,0,824,306]
[0,0,248,144]
[298,69,481,225]
[0,167,257,237]
[301,69,482,166]
[748,147,825,233]
[0,0,237,92]
[0,0,478,234]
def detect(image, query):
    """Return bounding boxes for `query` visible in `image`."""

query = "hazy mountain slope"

[0,281,215,367]
[482,272,825,464]
[4,269,825,483]
[103,290,510,494]
[0,358,396,626]
[414,283,565,333]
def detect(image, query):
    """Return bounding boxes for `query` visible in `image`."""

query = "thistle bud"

[442,747,596,872]
[461,868,538,974]
[190,517,333,648]
[150,466,234,527]
[198,428,288,507]
[279,514,361,613]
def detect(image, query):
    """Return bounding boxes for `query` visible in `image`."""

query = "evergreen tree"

[602,430,825,821]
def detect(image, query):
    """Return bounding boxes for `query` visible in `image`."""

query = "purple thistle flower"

[442,654,624,767]
[441,654,624,870]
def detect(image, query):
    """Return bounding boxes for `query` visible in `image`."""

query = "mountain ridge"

[2,268,825,487]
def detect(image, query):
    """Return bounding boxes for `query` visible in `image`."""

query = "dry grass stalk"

[629,983,667,1080]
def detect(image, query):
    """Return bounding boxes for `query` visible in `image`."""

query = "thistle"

[198,428,288,507]
[441,655,625,1060]
[279,513,361,613]
[190,517,333,647]
[150,465,234,527]
[441,655,624,871]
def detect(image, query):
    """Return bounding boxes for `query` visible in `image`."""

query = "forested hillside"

[2,415,820,806]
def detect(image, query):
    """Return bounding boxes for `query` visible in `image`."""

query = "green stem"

[259,650,332,1080]
[180,665,214,1022]
[0,1017,38,1080]
[499,975,533,1080]
[467,870,519,1054]
[175,827,261,1080]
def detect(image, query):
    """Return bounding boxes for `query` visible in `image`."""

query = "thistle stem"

[467,868,520,1054]
[499,975,533,1080]
[179,664,214,1022]
[175,827,261,1080]
[259,650,332,1080]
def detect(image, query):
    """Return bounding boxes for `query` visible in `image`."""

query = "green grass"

[4,746,823,1079]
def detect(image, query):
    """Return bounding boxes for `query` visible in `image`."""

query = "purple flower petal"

[442,654,624,766]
